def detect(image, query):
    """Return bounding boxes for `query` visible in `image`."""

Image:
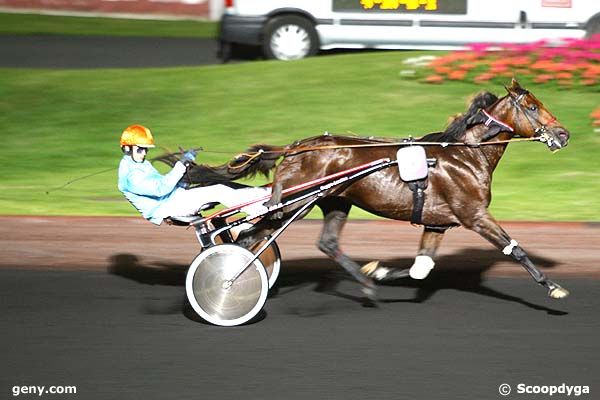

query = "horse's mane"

[153,91,500,186]
[287,92,499,147]
[418,91,499,143]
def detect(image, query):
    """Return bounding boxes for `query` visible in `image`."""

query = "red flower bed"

[591,106,600,127]
[422,35,600,88]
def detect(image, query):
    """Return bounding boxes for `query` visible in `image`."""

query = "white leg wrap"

[409,255,435,280]
[373,267,391,280]
[502,239,519,256]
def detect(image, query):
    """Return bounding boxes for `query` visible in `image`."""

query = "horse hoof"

[360,261,385,279]
[269,211,284,220]
[361,286,378,307]
[409,255,435,280]
[362,286,378,302]
[548,284,570,299]
[361,262,411,282]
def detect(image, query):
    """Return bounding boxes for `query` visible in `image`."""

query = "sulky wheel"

[186,244,269,327]
[229,223,281,289]
[249,240,281,289]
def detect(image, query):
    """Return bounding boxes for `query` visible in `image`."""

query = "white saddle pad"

[397,146,428,181]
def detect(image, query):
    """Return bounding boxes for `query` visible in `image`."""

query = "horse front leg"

[361,226,447,281]
[466,213,569,299]
[410,227,447,279]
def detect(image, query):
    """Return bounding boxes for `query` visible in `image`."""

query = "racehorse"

[188,79,572,303]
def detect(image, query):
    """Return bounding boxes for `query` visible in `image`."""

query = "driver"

[117,124,270,225]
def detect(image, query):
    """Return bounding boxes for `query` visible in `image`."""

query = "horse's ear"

[508,78,523,92]
[505,78,522,96]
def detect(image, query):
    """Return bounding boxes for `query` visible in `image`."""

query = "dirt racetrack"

[2,216,599,279]
[3,216,599,400]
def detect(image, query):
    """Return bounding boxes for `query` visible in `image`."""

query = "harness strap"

[197,158,392,224]
[482,110,514,132]
[425,225,450,233]
[465,109,517,144]
[407,179,427,225]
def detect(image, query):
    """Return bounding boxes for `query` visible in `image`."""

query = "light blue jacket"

[118,155,187,225]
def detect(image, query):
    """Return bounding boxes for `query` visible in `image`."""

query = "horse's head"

[504,79,570,151]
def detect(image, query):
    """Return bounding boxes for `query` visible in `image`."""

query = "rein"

[228,130,543,157]
[282,136,539,152]
[218,91,555,170]
[226,136,541,170]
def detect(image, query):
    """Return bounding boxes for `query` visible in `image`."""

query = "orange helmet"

[119,125,156,148]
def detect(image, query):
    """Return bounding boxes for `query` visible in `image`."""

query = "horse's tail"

[184,144,284,186]
[227,144,284,179]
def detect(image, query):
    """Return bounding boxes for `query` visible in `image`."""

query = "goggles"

[134,146,149,154]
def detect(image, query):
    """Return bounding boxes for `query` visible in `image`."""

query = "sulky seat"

[164,201,221,226]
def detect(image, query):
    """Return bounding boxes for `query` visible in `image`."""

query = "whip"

[45,167,116,195]
[44,146,202,195]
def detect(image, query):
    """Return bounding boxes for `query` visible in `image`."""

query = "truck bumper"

[219,14,267,46]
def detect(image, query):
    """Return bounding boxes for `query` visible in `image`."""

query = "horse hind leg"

[361,226,447,281]
[263,182,284,219]
[316,198,378,305]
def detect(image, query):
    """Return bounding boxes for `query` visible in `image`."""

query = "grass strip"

[0,12,217,38]
[1,51,598,220]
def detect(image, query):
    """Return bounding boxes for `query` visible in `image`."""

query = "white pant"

[155,184,270,221]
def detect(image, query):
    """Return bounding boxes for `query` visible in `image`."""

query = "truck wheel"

[218,41,232,63]
[263,15,319,60]
[586,14,600,38]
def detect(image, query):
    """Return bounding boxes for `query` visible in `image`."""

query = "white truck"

[218,0,600,60]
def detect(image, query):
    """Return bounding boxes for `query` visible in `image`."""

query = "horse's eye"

[529,104,537,111]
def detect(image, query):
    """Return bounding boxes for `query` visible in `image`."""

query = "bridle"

[474,90,560,149]
[506,90,557,138]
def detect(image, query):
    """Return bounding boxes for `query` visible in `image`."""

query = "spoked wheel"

[249,239,281,289]
[186,244,269,327]
[229,223,281,289]
[263,15,319,60]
